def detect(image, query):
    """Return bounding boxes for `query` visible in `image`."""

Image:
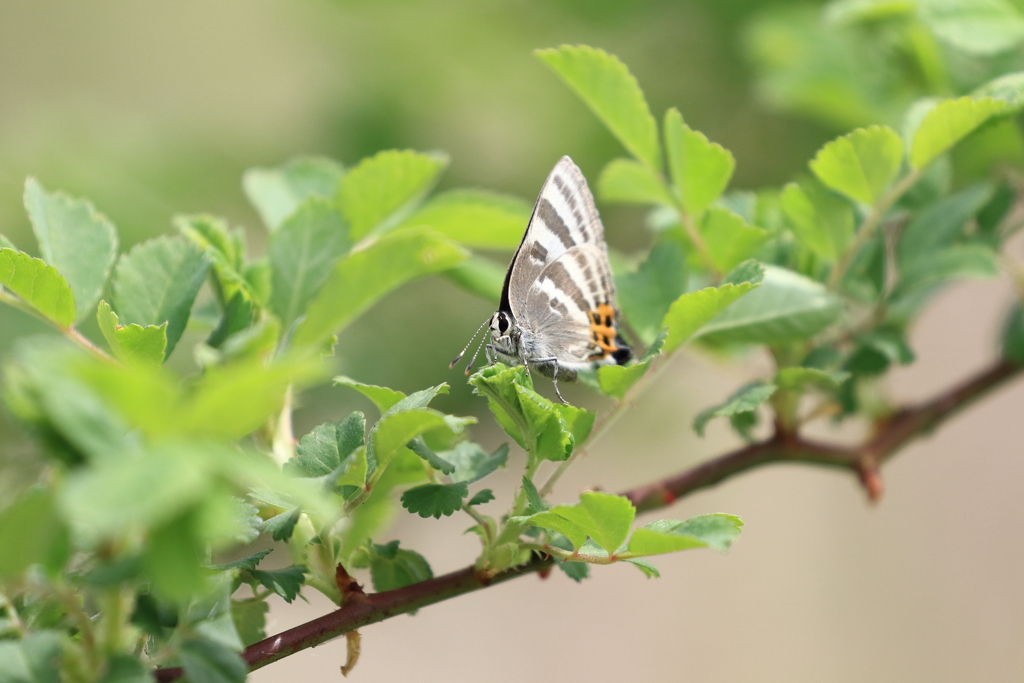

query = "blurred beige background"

[1,1,1022,681]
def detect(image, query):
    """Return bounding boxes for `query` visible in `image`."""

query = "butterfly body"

[454,156,631,398]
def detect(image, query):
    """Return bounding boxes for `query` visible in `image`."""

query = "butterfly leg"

[529,356,568,404]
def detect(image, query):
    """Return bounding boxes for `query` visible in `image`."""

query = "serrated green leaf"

[628,513,743,555]
[243,156,345,231]
[371,409,451,472]
[898,183,994,265]
[597,158,674,206]
[339,149,448,241]
[664,108,735,216]
[781,179,856,261]
[383,383,451,416]
[694,381,776,437]
[537,45,660,170]
[517,511,587,551]
[444,442,509,484]
[0,248,76,327]
[911,96,1009,169]
[919,0,1024,55]
[661,282,758,354]
[809,125,903,205]
[892,244,999,300]
[0,488,69,580]
[179,638,247,683]
[231,599,269,648]
[260,508,300,542]
[400,482,469,519]
[293,413,366,477]
[369,541,433,591]
[269,197,350,331]
[211,549,273,571]
[334,377,406,413]
[24,179,119,323]
[696,266,842,345]
[467,489,495,506]
[398,189,531,249]
[548,491,636,557]
[112,235,209,358]
[176,214,250,306]
[247,566,305,603]
[775,367,848,391]
[623,557,660,578]
[723,259,766,286]
[441,254,506,303]
[292,226,467,349]
[96,300,167,365]
[616,240,687,344]
[972,71,1024,109]
[699,207,769,273]
[598,361,651,400]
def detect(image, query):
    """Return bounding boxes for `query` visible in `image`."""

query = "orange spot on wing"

[587,304,625,360]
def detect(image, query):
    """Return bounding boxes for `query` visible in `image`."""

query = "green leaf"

[382,383,451,416]
[628,513,743,556]
[371,409,452,472]
[1003,303,1024,363]
[664,108,735,216]
[517,511,587,551]
[112,235,209,358]
[536,45,660,170]
[293,413,366,477]
[441,254,506,303]
[176,214,250,306]
[521,475,547,514]
[0,488,69,579]
[369,541,433,591]
[179,638,247,683]
[911,96,1009,169]
[557,559,590,582]
[616,240,686,344]
[0,234,15,250]
[211,549,273,571]
[292,226,467,349]
[694,381,776,437]
[0,248,76,327]
[892,244,999,300]
[972,71,1024,109]
[780,179,856,261]
[699,207,769,273]
[824,0,916,24]
[243,156,345,231]
[247,566,305,603]
[898,183,994,265]
[809,125,903,205]
[919,0,1024,55]
[597,158,674,206]
[339,149,448,241]
[99,655,152,683]
[260,508,300,542]
[623,557,660,578]
[467,489,495,506]
[444,442,509,484]
[334,377,407,413]
[547,491,636,557]
[398,189,531,249]
[24,179,119,322]
[268,197,351,331]
[0,632,63,683]
[231,599,269,648]
[661,282,758,354]
[775,367,848,391]
[598,361,651,400]
[723,259,766,286]
[400,482,469,519]
[96,300,167,365]
[696,266,842,345]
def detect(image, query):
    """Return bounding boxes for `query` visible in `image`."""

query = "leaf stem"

[678,210,722,280]
[65,327,115,362]
[827,169,920,291]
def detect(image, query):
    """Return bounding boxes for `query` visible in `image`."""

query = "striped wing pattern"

[507,156,619,365]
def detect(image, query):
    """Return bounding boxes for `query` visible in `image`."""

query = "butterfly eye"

[497,313,509,335]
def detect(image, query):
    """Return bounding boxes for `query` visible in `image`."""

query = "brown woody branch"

[155,358,1022,681]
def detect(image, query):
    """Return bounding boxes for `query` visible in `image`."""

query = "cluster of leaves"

[2,27,1024,682]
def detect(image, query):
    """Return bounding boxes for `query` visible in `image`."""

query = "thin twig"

[153,357,1022,682]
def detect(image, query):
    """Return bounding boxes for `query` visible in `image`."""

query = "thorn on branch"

[335,564,366,604]
[857,463,885,503]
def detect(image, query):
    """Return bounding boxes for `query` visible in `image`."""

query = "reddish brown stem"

[154,358,1022,681]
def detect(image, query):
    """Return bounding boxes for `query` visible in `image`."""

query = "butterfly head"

[488,310,522,363]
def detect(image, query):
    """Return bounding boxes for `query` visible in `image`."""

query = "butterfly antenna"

[464,333,489,376]
[449,317,490,369]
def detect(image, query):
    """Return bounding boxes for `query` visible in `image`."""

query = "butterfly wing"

[501,156,608,318]
[503,156,626,366]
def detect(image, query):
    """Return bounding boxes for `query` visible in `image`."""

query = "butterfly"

[451,156,631,402]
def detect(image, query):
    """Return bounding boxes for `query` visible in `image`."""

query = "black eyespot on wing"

[603,314,612,327]
[612,345,632,364]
